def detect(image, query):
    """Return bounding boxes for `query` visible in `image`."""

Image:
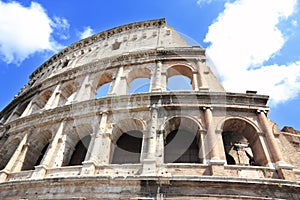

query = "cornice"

[29,19,166,81]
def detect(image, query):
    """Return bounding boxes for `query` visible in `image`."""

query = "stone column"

[196,59,208,90]
[111,66,127,95]
[161,72,167,92]
[44,85,61,110]
[203,107,226,175]
[203,107,219,160]
[74,75,94,102]
[192,72,200,91]
[141,105,158,175]
[30,121,65,179]
[257,110,294,179]
[20,100,33,117]
[151,61,163,92]
[81,112,109,176]
[0,131,29,182]
[257,110,284,163]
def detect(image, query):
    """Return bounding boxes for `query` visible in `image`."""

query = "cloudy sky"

[0,0,299,129]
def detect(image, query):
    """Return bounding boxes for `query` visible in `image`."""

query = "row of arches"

[0,116,269,172]
[2,64,199,124]
[96,64,195,97]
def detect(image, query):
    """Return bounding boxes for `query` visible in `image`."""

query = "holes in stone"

[112,41,121,50]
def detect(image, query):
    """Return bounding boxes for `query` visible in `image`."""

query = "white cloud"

[197,0,214,6]
[0,1,68,65]
[204,0,300,105]
[79,26,95,39]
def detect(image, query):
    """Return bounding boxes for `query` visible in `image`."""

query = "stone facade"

[0,18,299,199]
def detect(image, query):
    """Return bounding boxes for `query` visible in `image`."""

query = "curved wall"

[0,18,299,199]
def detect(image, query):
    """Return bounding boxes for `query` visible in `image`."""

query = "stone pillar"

[257,110,294,179]
[196,59,208,90]
[0,131,29,182]
[30,121,65,179]
[20,101,33,117]
[203,107,219,160]
[141,105,158,175]
[81,112,110,176]
[257,110,284,163]
[192,72,200,91]
[161,72,167,92]
[111,66,127,95]
[203,107,226,175]
[88,112,109,164]
[44,85,61,110]
[151,61,163,92]
[74,75,94,102]
[198,129,207,164]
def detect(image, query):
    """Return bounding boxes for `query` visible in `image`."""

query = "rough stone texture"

[0,18,299,199]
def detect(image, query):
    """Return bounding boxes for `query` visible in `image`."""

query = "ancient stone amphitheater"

[0,18,299,199]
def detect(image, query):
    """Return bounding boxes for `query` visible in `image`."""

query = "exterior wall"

[0,18,299,199]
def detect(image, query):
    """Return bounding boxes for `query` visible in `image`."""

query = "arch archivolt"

[111,117,146,143]
[216,115,262,134]
[160,114,204,139]
[165,63,196,77]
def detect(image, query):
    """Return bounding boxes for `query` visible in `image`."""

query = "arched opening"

[21,131,51,170]
[111,130,143,164]
[166,65,193,91]
[221,118,268,166]
[167,75,192,91]
[7,100,31,121]
[68,135,91,166]
[94,73,113,98]
[59,83,77,106]
[111,118,144,164]
[127,68,151,94]
[61,124,93,167]
[163,116,201,163]
[0,138,20,170]
[128,78,150,94]
[96,82,111,98]
[35,90,53,111]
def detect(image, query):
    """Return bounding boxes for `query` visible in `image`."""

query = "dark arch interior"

[111,130,143,164]
[0,139,20,170]
[68,135,91,166]
[164,129,199,163]
[34,143,49,167]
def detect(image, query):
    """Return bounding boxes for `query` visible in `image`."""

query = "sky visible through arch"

[0,0,299,130]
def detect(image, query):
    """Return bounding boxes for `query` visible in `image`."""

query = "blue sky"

[0,0,299,130]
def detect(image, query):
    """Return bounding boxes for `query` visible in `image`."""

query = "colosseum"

[0,18,299,199]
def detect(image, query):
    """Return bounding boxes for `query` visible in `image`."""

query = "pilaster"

[141,105,158,175]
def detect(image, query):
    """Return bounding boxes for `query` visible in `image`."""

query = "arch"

[59,82,77,105]
[94,73,113,98]
[21,130,52,170]
[127,68,151,94]
[0,137,21,170]
[111,118,146,143]
[162,115,202,163]
[68,135,91,166]
[37,90,53,110]
[111,118,145,164]
[62,123,93,166]
[220,117,268,166]
[166,65,194,91]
